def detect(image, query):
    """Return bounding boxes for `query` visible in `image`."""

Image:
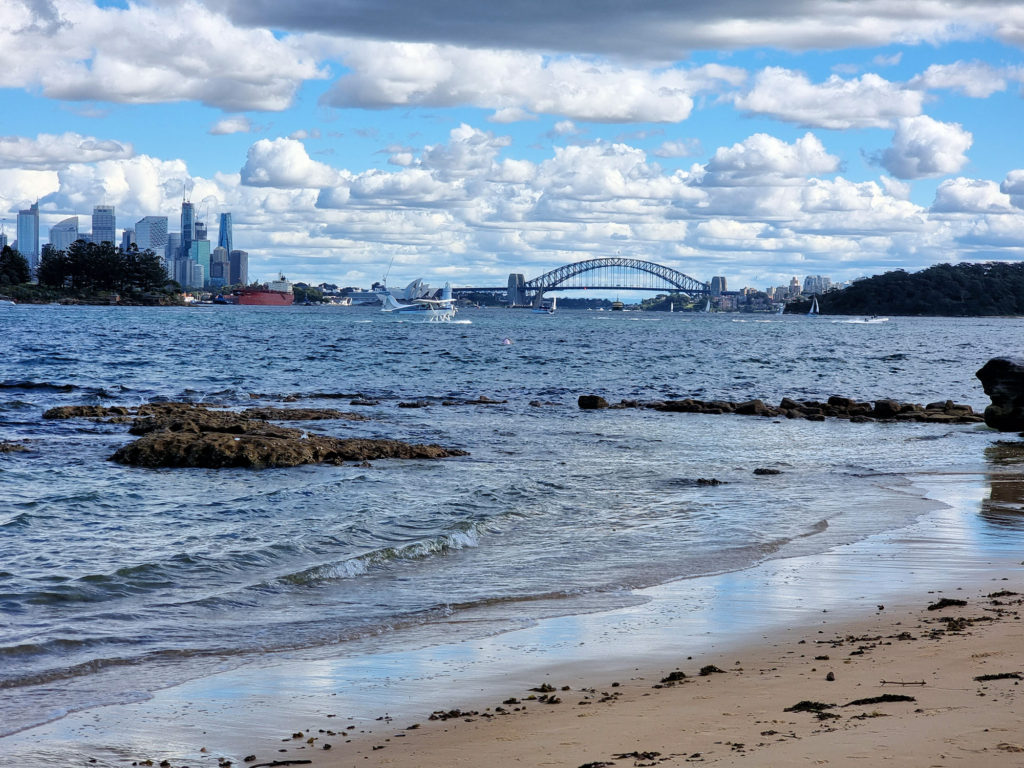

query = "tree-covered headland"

[1,240,181,304]
[794,261,1024,316]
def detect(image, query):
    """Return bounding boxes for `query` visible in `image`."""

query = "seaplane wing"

[413,298,455,305]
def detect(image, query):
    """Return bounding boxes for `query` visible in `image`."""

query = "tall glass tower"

[180,202,195,260]
[92,205,116,245]
[217,212,233,255]
[16,202,39,272]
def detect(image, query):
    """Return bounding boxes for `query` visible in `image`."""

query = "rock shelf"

[578,394,984,424]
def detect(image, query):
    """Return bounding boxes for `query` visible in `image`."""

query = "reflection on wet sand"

[983,439,1024,524]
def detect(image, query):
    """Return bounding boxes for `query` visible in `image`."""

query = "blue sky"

[2,1,1024,290]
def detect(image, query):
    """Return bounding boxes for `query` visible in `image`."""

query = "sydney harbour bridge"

[452,257,711,307]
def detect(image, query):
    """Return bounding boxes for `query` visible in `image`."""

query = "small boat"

[775,303,785,315]
[808,296,819,316]
[381,281,457,322]
[532,296,557,314]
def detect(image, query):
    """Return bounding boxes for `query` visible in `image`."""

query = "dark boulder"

[578,395,610,409]
[872,399,901,419]
[976,357,1024,431]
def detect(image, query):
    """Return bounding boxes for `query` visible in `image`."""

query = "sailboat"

[702,298,712,313]
[775,303,785,315]
[808,296,819,316]
[532,295,557,314]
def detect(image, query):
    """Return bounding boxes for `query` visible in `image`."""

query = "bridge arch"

[525,257,709,295]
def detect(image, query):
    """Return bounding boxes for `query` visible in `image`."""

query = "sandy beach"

[5,472,1024,768]
[247,582,1024,768]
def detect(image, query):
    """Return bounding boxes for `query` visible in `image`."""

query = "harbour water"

[1,305,1023,762]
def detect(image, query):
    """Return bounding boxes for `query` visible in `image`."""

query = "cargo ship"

[236,275,294,306]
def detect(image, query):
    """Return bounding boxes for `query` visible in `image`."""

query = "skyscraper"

[217,212,233,255]
[135,216,168,254]
[92,205,116,245]
[49,217,79,252]
[121,229,136,251]
[16,202,39,273]
[180,201,195,260]
[229,249,248,286]
[209,246,230,287]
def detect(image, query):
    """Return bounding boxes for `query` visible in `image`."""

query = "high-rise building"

[189,240,211,284]
[208,246,230,287]
[194,221,207,241]
[789,276,801,296]
[710,276,727,296]
[180,202,195,260]
[135,216,168,254]
[49,216,79,252]
[121,229,136,251]
[229,249,248,286]
[92,205,115,245]
[16,202,39,272]
[803,275,832,295]
[217,212,233,255]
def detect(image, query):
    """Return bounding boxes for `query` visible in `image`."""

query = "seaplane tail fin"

[380,290,405,311]
[441,282,452,302]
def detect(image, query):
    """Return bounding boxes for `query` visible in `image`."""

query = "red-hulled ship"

[236,276,294,306]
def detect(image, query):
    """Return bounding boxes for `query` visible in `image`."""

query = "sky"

[3,1,1024,291]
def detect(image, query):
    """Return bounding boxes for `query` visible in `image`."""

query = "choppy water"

[0,305,1019,739]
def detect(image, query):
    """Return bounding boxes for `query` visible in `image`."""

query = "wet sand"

[306,583,1024,768]
[5,472,1024,767]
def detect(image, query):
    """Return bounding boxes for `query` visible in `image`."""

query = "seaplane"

[380,281,457,322]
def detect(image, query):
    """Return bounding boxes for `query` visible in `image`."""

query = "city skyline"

[2,2,1024,289]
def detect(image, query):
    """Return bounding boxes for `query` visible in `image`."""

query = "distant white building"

[49,216,79,252]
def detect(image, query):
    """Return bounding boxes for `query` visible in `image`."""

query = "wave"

[0,380,76,392]
[277,525,483,587]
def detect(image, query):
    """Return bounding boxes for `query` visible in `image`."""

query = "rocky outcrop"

[976,357,1024,431]
[108,401,465,469]
[579,394,982,424]
[43,405,132,419]
[110,431,465,469]
[578,395,610,409]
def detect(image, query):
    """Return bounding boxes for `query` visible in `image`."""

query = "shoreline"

[5,468,1024,766]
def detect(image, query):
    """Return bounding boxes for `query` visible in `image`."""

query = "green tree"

[37,245,70,288]
[0,246,31,285]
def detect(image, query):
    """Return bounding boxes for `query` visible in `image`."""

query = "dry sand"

[240,582,1024,768]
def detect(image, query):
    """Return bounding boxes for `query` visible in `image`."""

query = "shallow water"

[0,305,1020,742]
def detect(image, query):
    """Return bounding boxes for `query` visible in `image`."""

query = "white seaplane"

[380,281,457,322]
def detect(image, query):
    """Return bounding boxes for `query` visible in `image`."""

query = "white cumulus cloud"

[241,138,342,188]
[209,117,253,135]
[931,177,1012,213]
[702,133,840,186]
[734,68,923,129]
[0,132,132,170]
[878,116,973,180]
[319,41,744,123]
[909,61,1008,98]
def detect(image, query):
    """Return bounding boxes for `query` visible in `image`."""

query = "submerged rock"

[976,357,1024,431]
[577,395,609,409]
[110,432,465,469]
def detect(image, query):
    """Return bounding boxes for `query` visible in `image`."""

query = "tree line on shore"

[797,261,1024,316]
[0,241,177,303]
